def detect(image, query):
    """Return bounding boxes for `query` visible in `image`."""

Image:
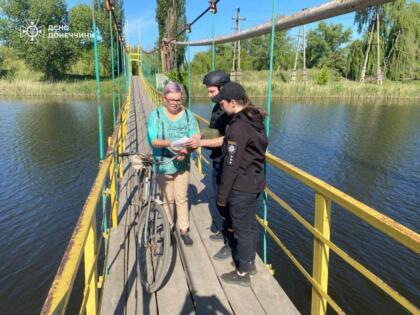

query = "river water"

[0,97,418,314]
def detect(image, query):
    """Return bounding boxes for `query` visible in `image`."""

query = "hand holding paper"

[170,136,190,148]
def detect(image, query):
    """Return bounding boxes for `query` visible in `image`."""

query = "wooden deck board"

[155,241,195,315]
[100,76,299,315]
[175,224,233,315]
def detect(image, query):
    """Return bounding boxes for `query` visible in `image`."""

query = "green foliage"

[354,0,420,80]
[242,31,293,71]
[156,0,186,71]
[306,22,352,74]
[190,31,294,75]
[190,51,212,74]
[316,66,329,85]
[2,0,76,80]
[346,40,364,80]
[0,0,125,80]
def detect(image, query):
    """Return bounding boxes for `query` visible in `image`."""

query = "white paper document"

[170,136,190,147]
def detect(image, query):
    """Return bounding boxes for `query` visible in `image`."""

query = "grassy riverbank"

[0,78,125,97]
[189,71,420,99]
[0,55,124,97]
[1,70,418,99]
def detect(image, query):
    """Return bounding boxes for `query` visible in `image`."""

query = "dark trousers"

[212,162,234,246]
[229,190,260,273]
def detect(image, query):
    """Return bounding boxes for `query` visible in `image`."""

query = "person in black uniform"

[198,70,235,260]
[211,82,268,286]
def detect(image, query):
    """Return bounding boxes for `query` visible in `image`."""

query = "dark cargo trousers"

[228,190,260,273]
[212,162,234,247]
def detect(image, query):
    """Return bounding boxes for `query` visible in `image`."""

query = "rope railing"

[137,68,420,315]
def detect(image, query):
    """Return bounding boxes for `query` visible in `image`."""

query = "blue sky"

[68,1,358,56]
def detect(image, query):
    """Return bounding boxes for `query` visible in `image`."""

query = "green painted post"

[116,37,120,81]
[175,47,179,82]
[187,42,191,109]
[91,5,107,270]
[125,52,129,92]
[211,13,216,70]
[262,0,276,265]
[92,20,104,160]
[122,46,126,90]
[109,12,116,127]
[116,32,121,114]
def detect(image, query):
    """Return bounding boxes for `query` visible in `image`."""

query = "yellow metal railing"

[139,75,420,315]
[40,86,131,315]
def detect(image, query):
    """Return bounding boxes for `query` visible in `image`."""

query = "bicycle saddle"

[129,155,146,170]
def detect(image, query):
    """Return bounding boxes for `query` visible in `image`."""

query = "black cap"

[211,82,246,103]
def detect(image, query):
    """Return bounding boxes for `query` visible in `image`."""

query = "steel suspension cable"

[212,13,216,70]
[91,1,104,160]
[109,12,116,127]
[262,0,276,266]
[187,42,191,109]
[116,34,121,111]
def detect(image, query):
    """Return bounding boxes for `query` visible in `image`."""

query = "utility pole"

[231,7,245,82]
[376,9,383,85]
[360,17,375,83]
[291,26,303,83]
[302,24,307,85]
[291,9,308,84]
[360,7,382,85]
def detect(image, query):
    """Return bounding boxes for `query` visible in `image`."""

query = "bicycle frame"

[120,151,178,244]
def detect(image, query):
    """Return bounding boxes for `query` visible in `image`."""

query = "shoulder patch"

[227,141,237,166]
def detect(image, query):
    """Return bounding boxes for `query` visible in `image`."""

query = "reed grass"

[189,71,420,99]
[1,70,418,99]
[0,77,124,97]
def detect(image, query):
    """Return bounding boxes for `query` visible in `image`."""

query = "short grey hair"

[163,82,182,96]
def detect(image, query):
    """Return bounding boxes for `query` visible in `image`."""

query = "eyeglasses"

[166,98,182,104]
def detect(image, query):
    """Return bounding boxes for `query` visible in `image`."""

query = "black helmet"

[202,70,230,87]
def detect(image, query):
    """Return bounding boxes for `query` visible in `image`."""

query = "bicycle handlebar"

[119,151,181,165]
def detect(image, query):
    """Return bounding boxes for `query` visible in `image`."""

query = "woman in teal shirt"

[147,82,199,246]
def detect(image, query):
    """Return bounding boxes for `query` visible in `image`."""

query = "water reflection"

[0,97,113,315]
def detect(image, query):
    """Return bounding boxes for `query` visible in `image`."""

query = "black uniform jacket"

[208,103,231,163]
[217,108,269,206]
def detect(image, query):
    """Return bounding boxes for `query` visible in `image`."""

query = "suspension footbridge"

[40,1,420,314]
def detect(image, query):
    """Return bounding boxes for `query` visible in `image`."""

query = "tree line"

[1,0,418,82]
[189,0,419,82]
[0,0,124,81]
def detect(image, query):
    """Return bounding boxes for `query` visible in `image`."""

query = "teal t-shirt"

[147,106,198,174]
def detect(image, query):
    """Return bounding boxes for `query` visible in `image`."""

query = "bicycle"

[119,151,178,293]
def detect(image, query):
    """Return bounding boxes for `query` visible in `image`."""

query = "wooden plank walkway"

[100,76,299,315]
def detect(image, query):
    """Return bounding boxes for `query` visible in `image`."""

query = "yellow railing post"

[108,137,118,227]
[195,121,203,174]
[83,216,98,315]
[311,193,331,315]
[118,122,123,179]
[121,103,126,150]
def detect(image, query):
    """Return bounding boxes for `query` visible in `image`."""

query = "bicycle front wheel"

[137,201,171,293]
